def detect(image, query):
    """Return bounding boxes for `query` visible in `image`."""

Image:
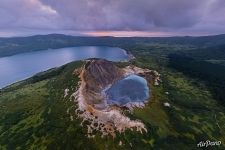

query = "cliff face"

[82,59,124,108]
[83,59,123,89]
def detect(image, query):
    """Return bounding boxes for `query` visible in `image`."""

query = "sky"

[0,0,225,37]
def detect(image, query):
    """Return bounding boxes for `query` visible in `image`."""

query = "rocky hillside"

[81,59,124,107]
[1,57,225,149]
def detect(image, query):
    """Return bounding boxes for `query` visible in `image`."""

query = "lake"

[105,75,150,105]
[0,46,129,88]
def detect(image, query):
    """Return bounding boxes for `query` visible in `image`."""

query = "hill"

[1,46,225,149]
[1,34,225,149]
[1,34,225,57]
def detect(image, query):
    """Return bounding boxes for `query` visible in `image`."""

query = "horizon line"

[0,32,225,38]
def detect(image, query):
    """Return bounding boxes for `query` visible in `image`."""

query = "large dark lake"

[0,46,128,88]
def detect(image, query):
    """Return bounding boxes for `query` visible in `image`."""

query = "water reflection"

[106,75,150,105]
[0,46,128,88]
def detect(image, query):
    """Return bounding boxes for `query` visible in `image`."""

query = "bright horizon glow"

[83,31,174,37]
[0,29,223,38]
[83,31,220,37]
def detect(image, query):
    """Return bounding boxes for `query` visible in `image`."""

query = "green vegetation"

[1,34,225,57]
[1,34,225,149]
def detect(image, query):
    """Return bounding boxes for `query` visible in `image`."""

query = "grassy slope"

[0,45,225,149]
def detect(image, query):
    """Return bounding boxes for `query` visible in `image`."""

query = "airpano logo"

[197,140,221,148]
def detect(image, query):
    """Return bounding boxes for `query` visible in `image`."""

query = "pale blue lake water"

[0,46,128,88]
[106,75,150,105]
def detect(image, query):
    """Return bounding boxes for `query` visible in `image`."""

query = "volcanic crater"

[66,59,160,137]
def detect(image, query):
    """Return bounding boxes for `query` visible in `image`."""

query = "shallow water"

[106,75,150,105]
[0,46,128,88]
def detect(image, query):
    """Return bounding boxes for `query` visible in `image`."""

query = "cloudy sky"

[0,0,225,37]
